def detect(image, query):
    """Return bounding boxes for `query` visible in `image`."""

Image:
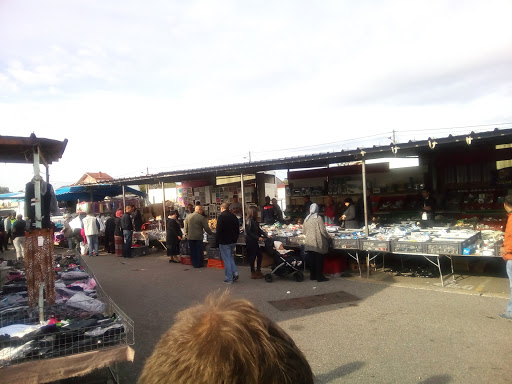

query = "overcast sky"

[1,0,511,192]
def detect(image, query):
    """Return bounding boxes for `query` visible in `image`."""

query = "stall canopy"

[0,134,67,165]
[55,184,146,202]
[109,127,512,185]
[0,192,25,200]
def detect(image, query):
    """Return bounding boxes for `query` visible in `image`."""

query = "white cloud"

[1,0,512,192]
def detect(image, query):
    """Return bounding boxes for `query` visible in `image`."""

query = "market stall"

[0,135,134,382]
[108,128,511,280]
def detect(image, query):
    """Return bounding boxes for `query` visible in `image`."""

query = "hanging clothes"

[24,178,59,229]
[24,229,56,306]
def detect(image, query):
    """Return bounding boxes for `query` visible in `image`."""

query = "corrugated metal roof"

[111,128,512,185]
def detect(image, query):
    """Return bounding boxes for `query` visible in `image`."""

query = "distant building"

[74,172,113,185]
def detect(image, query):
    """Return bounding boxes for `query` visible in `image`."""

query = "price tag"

[38,236,44,247]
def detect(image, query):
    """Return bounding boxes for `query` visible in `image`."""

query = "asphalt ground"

[2,245,511,383]
[76,248,512,384]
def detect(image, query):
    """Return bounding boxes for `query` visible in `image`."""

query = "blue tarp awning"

[0,192,25,200]
[55,184,146,201]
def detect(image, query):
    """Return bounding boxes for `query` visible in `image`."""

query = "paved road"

[82,250,512,384]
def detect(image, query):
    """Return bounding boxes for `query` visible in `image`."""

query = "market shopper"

[138,292,314,384]
[121,206,134,258]
[183,205,213,268]
[261,196,277,225]
[104,214,116,254]
[303,203,330,282]
[132,206,144,232]
[11,214,26,260]
[216,203,240,284]
[82,211,100,257]
[114,209,124,257]
[230,195,243,225]
[245,206,267,279]
[3,213,12,251]
[340,198,358,229]
[0,218,4,253]
[62,215,75,250]
[166,210,182,263]
[499,195,512,320]
[182,203,194,221]
[272,198,284,223]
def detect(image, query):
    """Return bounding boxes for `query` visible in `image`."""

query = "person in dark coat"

[121,206,134,258]
[245,206,267,279]
[0,218,4,253]
[166,210,182,263]
[216,203,240,284]
[114,209,124,257]
[104,214,116,254]
[260,196,277,225]
[132,206,144,232]
[340,198,358,229]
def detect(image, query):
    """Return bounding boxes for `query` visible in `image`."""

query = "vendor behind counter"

[419,188,436,227]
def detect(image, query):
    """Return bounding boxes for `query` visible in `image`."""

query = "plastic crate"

[333,238,359,250]
[206,234,216,247]
[359,240,391,252]
[425,241,463,255]
[130,245,148,257]
[206,248,221,260]
[392,241,427,254]
[426,232,481,255]
[181,256,192,265]
[207,258,225,269]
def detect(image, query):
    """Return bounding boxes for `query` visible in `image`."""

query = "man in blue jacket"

[216,203,240,284]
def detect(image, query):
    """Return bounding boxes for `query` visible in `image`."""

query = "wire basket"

[0,250,134,368]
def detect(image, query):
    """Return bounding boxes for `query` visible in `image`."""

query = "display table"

[0,345,135,384]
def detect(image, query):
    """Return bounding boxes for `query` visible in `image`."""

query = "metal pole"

[33,147,42,229]
[362,159,369,237]
[122,185,126,210]
[241,172,246,231]
[162,182,166,231]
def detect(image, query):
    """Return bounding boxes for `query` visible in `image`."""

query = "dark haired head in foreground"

[138,292,314,384]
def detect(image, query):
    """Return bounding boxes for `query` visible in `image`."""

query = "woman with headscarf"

[166,210,182,263]
[114,209,124,257]
[303,203,330,282]
[340,198,358,229]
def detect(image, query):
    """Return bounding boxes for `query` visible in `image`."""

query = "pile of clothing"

[0,253,128,367]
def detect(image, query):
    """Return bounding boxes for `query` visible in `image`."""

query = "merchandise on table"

[261,222,503,256]
[0,252,131,368]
